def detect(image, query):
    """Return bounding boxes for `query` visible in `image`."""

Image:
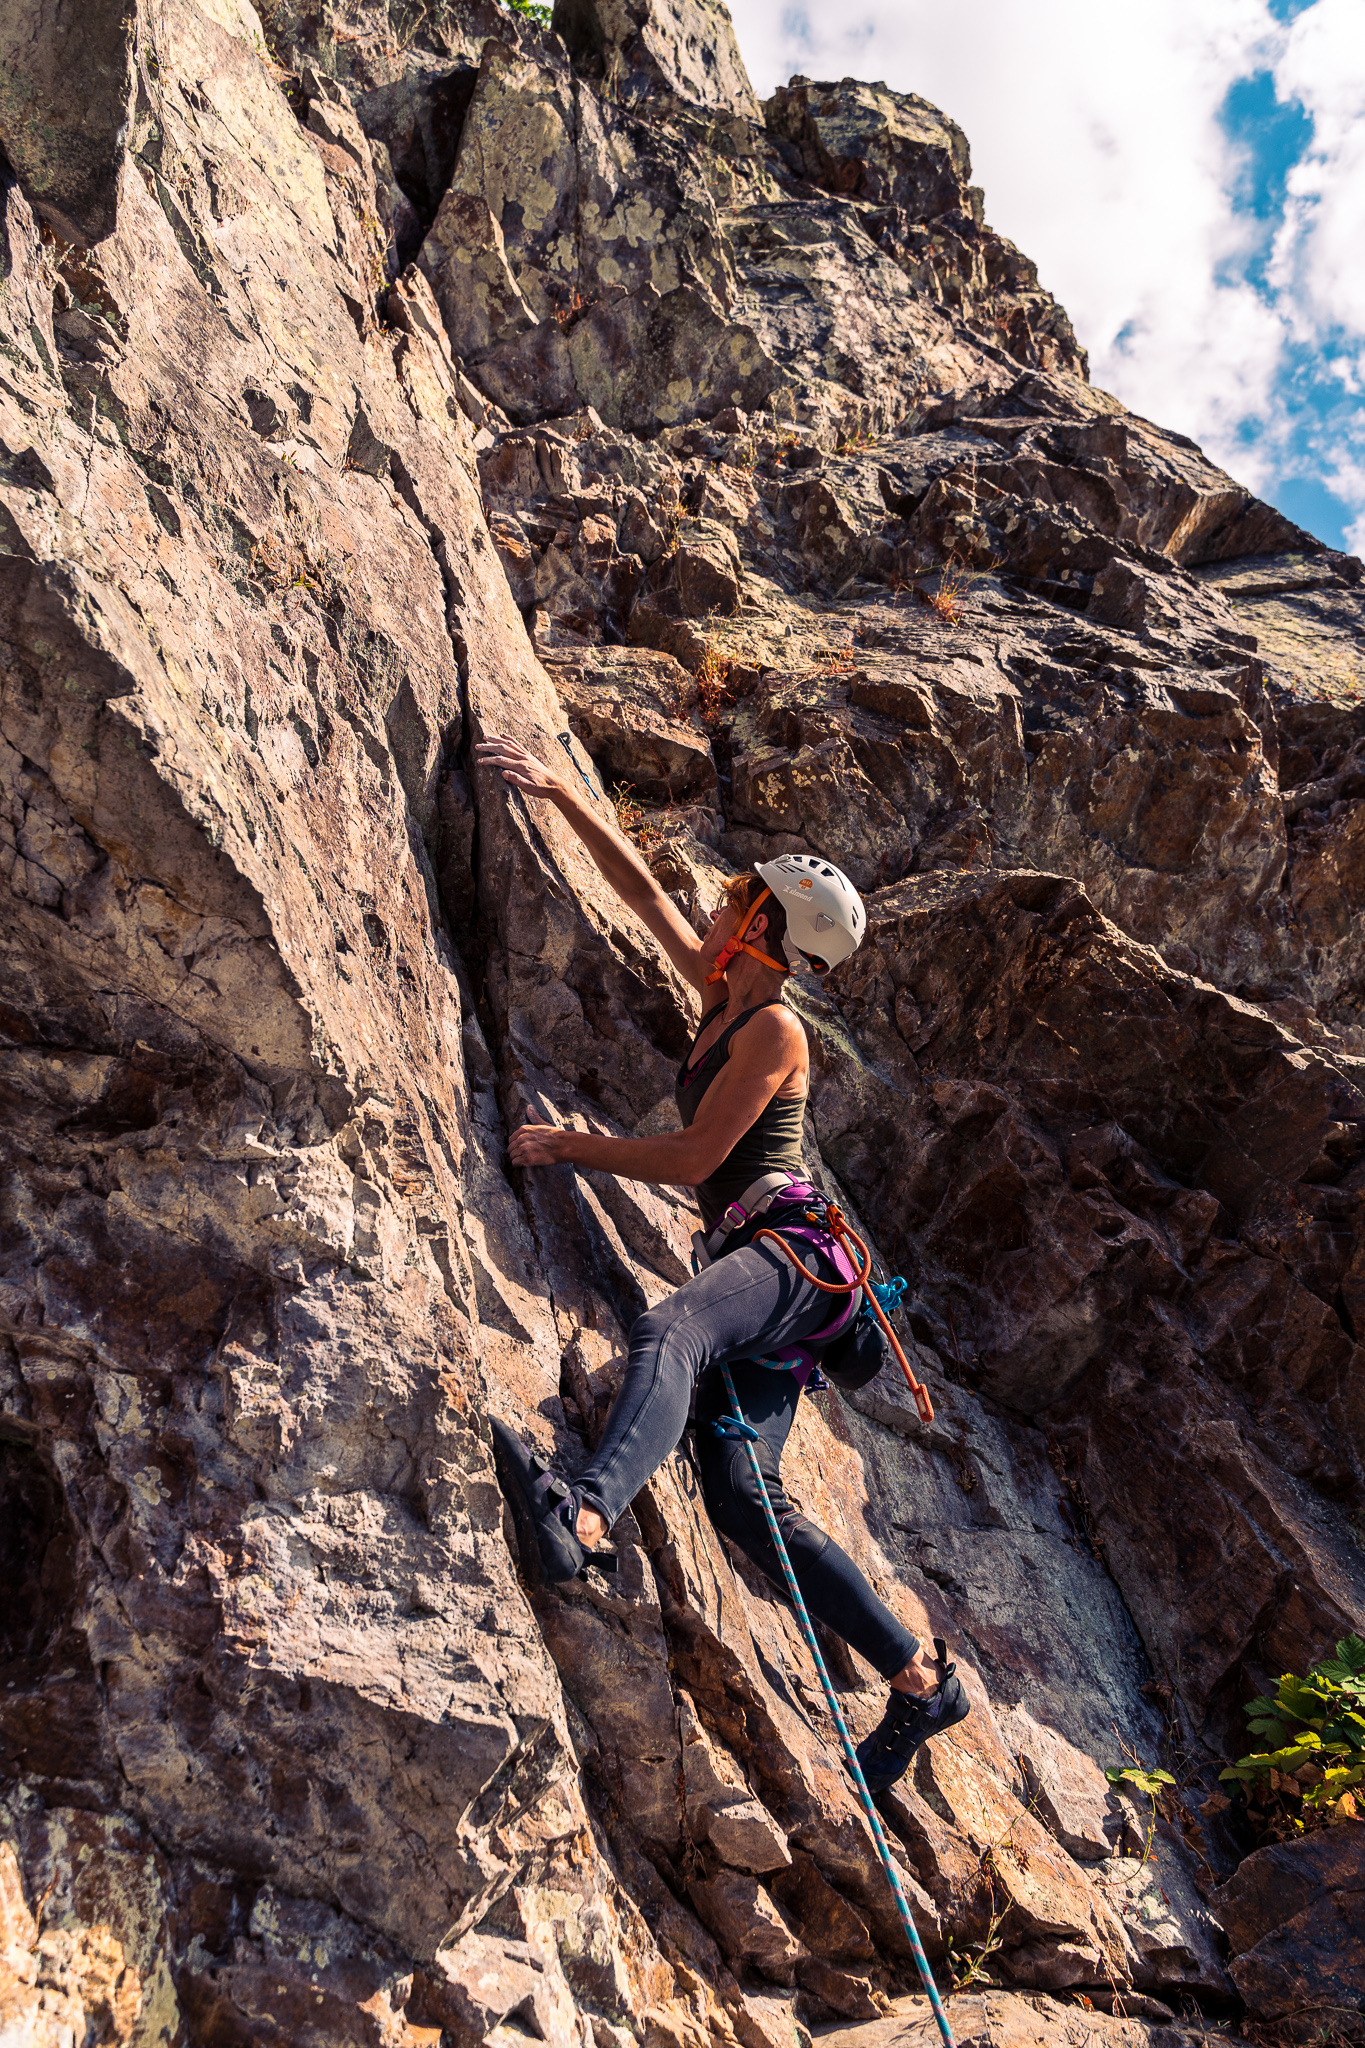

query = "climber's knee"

[628,1291,708,1389]
[777,1511,831,1577]
[699,1444,771,1552]
[627,1298,672,1361]
[700,1444,827,1581]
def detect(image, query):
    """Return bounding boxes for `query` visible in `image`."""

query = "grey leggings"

[576,1242,919,1681]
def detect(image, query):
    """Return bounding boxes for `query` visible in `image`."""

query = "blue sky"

[728,0,1365,556]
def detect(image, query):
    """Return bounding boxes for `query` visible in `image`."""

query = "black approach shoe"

[489,1416,615,1585]
[855,1639,969,1792]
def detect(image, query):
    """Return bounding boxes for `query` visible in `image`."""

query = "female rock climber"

[475,731,968,1790]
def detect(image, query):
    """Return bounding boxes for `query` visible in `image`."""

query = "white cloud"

[1320,442,1365,556]
[1270,0,1365,341]
[726,0,1365,540]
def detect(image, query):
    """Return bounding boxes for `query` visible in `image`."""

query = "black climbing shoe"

[855,1639,969,1792]
[490,1416,615,1584]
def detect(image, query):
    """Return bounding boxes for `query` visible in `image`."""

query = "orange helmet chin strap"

[705,885,788,984]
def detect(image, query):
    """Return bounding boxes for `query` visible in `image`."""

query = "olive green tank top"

[676,1000,807,1232]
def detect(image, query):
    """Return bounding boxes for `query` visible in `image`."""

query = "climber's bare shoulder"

[721,1003,808,1100]
[681,1007,806,1172]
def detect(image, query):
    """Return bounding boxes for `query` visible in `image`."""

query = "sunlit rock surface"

[1,1,1362,2043]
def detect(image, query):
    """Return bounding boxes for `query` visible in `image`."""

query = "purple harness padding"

[762,1216,861,1345]
[758,1345,824,1388]
[715,1181,861,1383]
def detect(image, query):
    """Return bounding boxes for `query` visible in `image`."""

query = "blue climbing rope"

[717,1361,956,2048]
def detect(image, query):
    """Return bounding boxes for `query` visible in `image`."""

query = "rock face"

[1,2,1363,2046]
[556,0,761,116]
[1210,1823,1365,2036]
[0,0,139,246]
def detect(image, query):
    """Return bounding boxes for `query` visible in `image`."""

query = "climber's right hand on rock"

[476,733,563,800]
[509,1118,576,1166]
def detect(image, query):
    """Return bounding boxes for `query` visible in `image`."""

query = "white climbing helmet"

[755,853,865,974]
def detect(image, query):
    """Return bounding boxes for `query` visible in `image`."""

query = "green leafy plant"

[1106,1765,1177,1797]
[501,0,552,24]
[1105,1761,1176,1866]
[1219,1633,1365,1828]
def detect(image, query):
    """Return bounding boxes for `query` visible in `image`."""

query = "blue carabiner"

[863,1275,907,1319]
[711,1414,760,1442]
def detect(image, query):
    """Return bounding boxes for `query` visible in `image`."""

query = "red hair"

[724,873,788,952]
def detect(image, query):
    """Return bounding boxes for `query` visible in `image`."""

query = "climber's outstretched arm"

[510,1004,804,1183]
[476,732,709,990]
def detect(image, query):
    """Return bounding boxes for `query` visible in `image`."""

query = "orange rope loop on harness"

[753,1202,935,1425]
